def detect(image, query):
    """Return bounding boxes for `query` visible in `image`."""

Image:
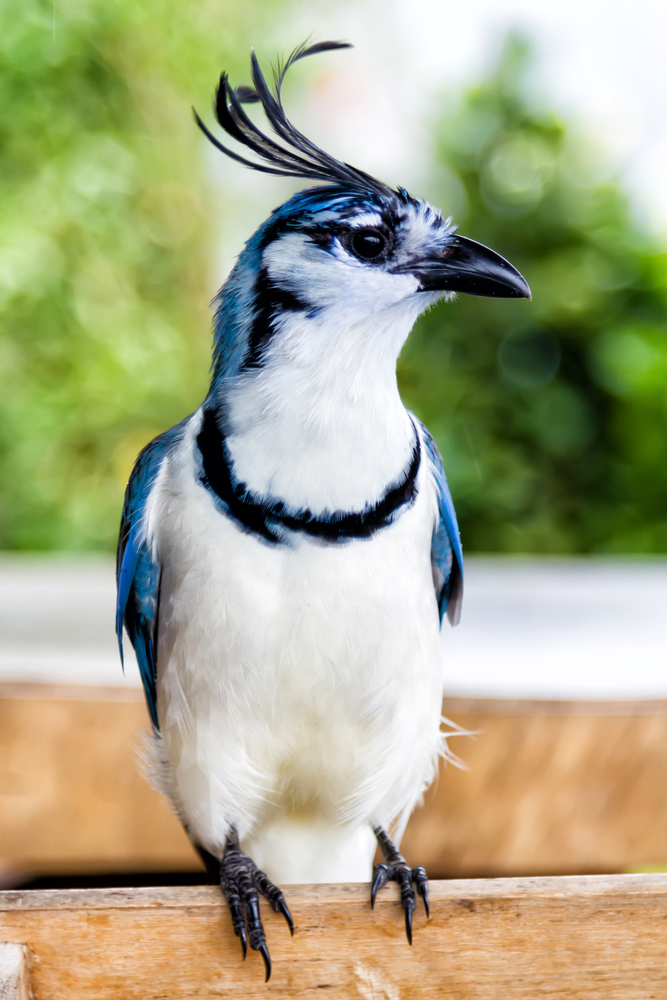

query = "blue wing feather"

[116,419,187,728]
[416,420,464,626]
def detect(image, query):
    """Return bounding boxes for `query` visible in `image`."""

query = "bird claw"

[219,835,292,980]
[371,828,430,944]
[413,864,430,918]
[276,896,295,936]
[259,943,271,982]
[254,865,294,935]
[370,862,390,908]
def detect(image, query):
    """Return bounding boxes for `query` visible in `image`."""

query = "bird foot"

[219,831,293,981]
[371,826,429,945]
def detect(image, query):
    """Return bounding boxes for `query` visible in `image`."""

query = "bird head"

[195,42,530,382]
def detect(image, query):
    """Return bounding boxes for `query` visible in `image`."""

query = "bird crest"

[193,41,393,198]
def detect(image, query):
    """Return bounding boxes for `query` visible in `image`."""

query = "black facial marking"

[196,408,421,544]
[242,265,309,370]
[300,198,402,264]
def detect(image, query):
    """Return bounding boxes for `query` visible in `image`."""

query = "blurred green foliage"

[0,0,276,549]
[399,36,667,553]
[1,17,666,554]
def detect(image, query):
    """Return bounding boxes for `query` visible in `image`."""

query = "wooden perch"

[1,875,667,998]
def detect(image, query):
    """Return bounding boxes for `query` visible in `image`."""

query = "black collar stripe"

[196,408,420,544]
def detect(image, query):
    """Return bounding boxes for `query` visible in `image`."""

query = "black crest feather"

[193,41,391,196]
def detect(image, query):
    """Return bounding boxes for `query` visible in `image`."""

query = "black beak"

[401,235,531,299]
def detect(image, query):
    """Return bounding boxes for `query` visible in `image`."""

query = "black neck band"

[196,407,420,544]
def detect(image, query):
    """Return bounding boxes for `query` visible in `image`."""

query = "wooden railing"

[2,876,667,998]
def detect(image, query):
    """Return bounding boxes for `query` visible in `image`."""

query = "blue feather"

[116,418,187,727]
[417,420,464,625]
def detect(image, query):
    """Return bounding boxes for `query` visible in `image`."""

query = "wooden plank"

[403,701,667,876]
[0,943,30,1000]
[1,876,667,999]
[3,684,667,880]
[0,685,199,877]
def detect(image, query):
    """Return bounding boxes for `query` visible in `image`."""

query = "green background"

[1,4,666,554]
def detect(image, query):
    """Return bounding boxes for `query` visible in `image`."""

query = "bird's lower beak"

[404,235,531,299]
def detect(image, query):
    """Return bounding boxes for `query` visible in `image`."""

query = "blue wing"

[116,420,187,728]
[417,420,463,626]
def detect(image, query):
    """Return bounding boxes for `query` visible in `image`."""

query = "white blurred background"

[2,555,665,700]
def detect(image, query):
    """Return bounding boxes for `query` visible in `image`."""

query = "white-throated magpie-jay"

[116,41,530,980]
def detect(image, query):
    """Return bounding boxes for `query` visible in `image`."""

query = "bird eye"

[348,228,389,261]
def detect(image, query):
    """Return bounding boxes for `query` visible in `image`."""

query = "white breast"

[146,412,446,883]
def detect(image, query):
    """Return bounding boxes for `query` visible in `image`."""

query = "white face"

[260,197,455,332]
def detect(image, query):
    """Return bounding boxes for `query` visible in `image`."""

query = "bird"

[116,40,530,981]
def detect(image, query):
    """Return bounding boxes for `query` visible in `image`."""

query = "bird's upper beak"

[398,235,531,299]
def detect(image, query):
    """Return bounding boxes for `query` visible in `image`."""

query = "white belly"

[149,430,445,882]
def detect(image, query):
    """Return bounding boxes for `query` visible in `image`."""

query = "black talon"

[259,943,272,982]
[413,865,430,917]
[214,827,291,978]
[254,869,294,935]
[395,864,416,945]
[371,826,429,943]
[371,862,390,908]
[277,897,295,935]
[404,899,413,945]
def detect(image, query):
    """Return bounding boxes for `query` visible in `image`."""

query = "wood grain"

[3,684,667,879]
[1,876,667,999]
